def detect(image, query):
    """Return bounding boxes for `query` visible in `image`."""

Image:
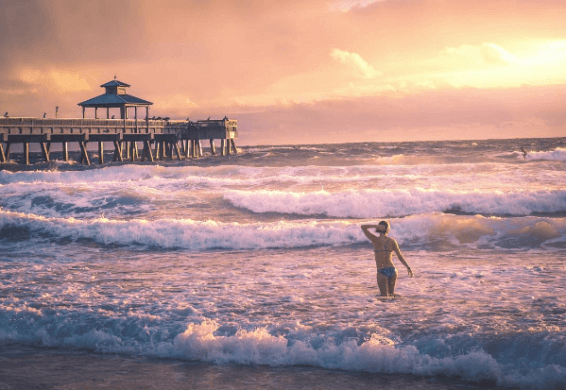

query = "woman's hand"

[407,268,414,278]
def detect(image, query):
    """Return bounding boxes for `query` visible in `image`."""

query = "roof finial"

[114,74,117,80]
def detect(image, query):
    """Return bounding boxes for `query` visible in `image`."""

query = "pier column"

[210,139,216,155]
[141,140,154,162]
[95,107,98,119]
[98,142,104,164]
[220,139,226,156]
[0,134,6,162]
[113,141,123,162]
[174,142,182,160]
[62,142,68,161]
[107,107,110,119]
[24,142,29,165]
[41,142,50,162]
[231,139,238,154]
[5,143,11,161]
[146,107,149,131]
[134,106,138,133]
[79,141,90,165]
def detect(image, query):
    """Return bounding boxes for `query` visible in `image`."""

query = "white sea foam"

[172,320,566,389]
[2,209,564,250]
[1,310,563,390]
[224,188,566,218]
[524,147,566,162]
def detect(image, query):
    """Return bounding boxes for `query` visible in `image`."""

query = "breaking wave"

[2,209,565,251]
[224,188,566,218]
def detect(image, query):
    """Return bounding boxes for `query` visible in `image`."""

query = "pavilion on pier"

[78,79,152,121]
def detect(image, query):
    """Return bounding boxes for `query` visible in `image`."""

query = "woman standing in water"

[361,221,413,297]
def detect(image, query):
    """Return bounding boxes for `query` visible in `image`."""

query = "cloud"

[330,48,382,79]
[232,84,566,145]
[18,68,92,92]
[153,94,199,111]
[331,0,392,12]
[444,43,517,66]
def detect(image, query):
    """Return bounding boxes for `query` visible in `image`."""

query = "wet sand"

[0,346,501,390]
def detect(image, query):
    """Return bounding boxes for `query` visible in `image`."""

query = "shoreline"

[0,346,501,390]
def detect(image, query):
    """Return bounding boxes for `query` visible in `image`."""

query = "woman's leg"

[387,272,398,296]
[376,273,389,296]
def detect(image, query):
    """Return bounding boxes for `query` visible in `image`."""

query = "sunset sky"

[1,0,565,145]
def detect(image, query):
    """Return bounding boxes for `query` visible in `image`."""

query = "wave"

[0,311,563,390]
[2,209,565,251]
[224,188,566,218]
[525,147,566,162]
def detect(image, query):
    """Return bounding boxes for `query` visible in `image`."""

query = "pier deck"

[0,117,238,165]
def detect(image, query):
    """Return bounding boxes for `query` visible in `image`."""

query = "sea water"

[0,138,565,389]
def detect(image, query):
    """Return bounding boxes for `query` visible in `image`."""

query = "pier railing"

[0,117,167,135]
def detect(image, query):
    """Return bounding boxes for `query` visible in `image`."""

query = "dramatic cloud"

[330,49,382,79]
[444,43,517,66]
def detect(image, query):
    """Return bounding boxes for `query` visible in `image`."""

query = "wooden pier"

[0,117,238,165]
[0,78,239,165]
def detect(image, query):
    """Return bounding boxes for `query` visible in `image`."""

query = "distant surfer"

[361,221,413,297]
[521,147,528,159]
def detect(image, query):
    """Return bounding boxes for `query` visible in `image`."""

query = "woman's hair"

[378,220,390,233]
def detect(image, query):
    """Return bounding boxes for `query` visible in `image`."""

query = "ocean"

[1,137,565,389]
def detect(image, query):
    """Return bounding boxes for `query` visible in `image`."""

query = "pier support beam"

[23,142,29,165]
[40,142,50,162]
[141,140,154,162]
[89,134,123,164]
[0,134,6,162]
[197,140,203,157]
[124,134,154,162]
[79,141,90,165]
[113,141,123,162]
[98,141,104,164]
[51,134,88,164]
[62,142,69,161]
[154,134,181,160]
[6,134,50,165]
[210,139,216,155]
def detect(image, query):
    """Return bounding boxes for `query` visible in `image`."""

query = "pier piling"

[0,134,6,162]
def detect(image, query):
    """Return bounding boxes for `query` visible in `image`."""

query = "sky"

[1,0,565,145]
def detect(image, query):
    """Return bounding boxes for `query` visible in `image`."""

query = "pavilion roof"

[100,80,130,88]
[78,93,153,107]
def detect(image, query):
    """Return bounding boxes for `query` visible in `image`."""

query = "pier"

[0,79,238,165]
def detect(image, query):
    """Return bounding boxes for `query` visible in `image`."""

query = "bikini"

[374,241,397,279]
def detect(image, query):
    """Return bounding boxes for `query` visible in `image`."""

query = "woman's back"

[373,236,396,268]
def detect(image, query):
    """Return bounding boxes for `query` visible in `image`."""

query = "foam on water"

[225,188,566,218]
[2,209,565,251]
[4,259,566,388]
[1,138,565,390]
[524,147,566,162]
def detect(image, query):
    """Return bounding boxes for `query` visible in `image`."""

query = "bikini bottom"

[377,267,397,279]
